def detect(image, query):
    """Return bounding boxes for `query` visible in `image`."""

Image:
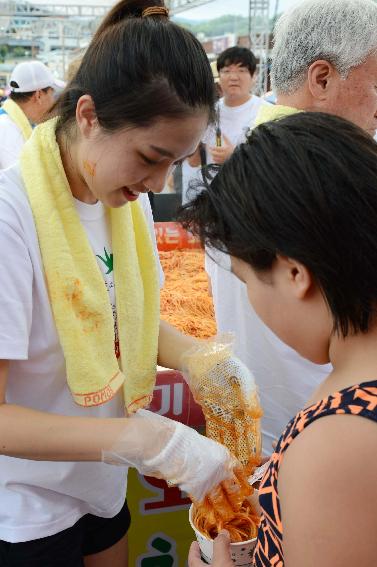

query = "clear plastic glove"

[181,334,263,467]
[102,409,237,503]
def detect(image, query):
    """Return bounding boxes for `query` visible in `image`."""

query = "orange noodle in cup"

[183,336,263,547]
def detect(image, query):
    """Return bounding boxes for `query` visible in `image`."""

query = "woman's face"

[72,97,209,207]
[231,256,333,365]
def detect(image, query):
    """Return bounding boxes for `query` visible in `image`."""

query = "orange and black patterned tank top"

[253,381,377,567]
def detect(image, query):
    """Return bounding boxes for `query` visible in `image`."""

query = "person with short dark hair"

[204,0,377,462]
[185,111,377,567]
[0,61,65,169]
[204,46,269,166]
[216,45,257,82]
[182,46,270,204]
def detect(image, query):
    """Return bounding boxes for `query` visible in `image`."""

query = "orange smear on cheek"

[83,160,96,178]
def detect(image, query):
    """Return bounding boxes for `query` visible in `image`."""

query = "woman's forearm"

[0,322,202,462]
[158,319,201,371]
[0,403,126,462]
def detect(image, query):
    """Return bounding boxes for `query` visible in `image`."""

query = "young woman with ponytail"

[0,2,238,565]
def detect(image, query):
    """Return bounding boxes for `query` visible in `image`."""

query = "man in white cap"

[0,61,65,169]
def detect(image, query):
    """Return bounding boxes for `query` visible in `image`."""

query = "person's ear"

[75,94,99,139]
[32,90,43,105]
[307,59,339,101]
[277,255,313,299]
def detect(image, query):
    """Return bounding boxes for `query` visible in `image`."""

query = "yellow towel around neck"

[254,103,299,127]
[2,98,33,141]
[20,117,160,413]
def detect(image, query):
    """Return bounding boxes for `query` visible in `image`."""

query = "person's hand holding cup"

[189,530,233,567]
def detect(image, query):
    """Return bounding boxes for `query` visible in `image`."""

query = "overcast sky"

[177,0,297,19]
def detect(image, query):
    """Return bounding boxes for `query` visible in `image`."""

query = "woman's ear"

[75,94,98,139]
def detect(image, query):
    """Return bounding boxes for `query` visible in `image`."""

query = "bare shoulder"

[278,413,377,567]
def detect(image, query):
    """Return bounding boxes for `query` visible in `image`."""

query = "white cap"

[9,61,66,93]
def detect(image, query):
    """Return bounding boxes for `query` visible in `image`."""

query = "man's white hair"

[271,0,377,95]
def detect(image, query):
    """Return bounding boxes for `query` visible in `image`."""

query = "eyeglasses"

[219,67,250,77]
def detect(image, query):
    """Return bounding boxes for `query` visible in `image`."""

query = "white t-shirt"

[182,95,270,204]
[181,161,204,206]
[204,95,269,148]
[0,165,163,543]
[0,113,25,170]
[205,250,331,456]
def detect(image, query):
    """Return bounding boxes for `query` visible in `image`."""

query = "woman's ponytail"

[55,0,215,135]
[94,0,167,38]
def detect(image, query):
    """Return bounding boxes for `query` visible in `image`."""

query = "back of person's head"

[217,47,257,77]
[179,112,377,337]
[55,0,215,136]
[10,87,51,104]
[271,0,377,95]
[9,60,64,103]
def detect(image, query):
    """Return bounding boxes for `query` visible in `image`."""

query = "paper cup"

[189,505,257,566]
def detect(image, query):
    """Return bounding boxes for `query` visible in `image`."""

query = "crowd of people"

[0,0,377,566]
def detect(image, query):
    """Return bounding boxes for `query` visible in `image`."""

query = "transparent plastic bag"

[181,334,263,469]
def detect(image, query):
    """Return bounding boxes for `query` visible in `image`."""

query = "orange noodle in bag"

[182,336,263,542]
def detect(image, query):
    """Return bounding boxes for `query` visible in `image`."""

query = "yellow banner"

[128,370,205,566]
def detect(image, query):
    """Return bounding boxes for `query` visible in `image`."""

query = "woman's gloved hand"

[181,335,263,467]
[102,409,238,503]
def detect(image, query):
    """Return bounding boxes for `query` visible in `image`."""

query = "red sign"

[154,222,201,252]
[150,370,205,429]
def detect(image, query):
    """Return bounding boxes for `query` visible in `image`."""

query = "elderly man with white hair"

[260,0,377,135]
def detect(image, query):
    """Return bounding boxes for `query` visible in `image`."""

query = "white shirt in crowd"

[182,94,270,205]
[0,113,25,169]
[204,94,269,148]
[0,164,163,543]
